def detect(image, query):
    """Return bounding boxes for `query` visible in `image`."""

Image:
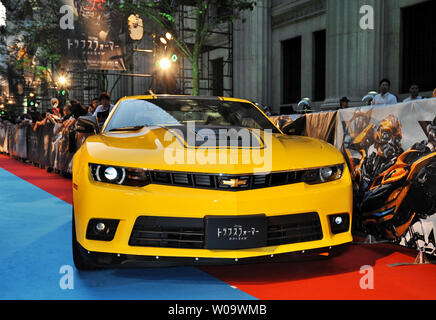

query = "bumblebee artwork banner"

[335,99,436,256]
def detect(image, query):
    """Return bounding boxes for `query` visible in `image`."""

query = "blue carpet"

[0,168,255,300]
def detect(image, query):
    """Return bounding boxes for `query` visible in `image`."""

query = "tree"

[0,0,62,88]
[111,0,255,96]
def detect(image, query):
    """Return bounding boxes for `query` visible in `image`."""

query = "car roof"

[116,95,252,104]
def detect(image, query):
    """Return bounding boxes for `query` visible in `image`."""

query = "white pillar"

[323,0,384,108]
[233,0,271,105]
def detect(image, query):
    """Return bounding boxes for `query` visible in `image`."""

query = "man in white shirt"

[403,84,423,102]
[372,79,398,106]
[93,92,114,125]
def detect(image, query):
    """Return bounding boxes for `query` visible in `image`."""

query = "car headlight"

[302,164,344,184]
[89,164,150,187]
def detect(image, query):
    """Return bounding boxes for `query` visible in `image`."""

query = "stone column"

[233,0,271,105]
[323,0,384,108]
[301,32,314,100]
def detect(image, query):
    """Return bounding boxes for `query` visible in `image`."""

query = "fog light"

[329,214,350,234]
[86,219,120,241]
[95,223,106,233]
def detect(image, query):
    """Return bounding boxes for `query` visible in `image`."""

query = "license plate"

[205,215,267,250]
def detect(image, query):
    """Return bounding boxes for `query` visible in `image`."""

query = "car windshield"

[104,98,280,133]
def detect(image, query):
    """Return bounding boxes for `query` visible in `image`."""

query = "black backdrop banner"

[60,0,127,71]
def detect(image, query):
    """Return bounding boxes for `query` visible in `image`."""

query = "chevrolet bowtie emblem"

[221,178,248,188]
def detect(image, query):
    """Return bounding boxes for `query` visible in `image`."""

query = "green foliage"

[1,0,255,95]
[109,0,255,95]
[1,0,61,83]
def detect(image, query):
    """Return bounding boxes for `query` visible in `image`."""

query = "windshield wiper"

[108,125,146,132]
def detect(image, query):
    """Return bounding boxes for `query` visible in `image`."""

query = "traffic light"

[58,88,69,99]
[171,53,178,63]
[0,104,7,117]
[28,94,37,108]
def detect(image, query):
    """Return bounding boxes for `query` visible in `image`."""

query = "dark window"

[313,30,326,101]
[401,0,436,93]
[282,37,302,104]
[105,99,281,133]
[211,58,224,96]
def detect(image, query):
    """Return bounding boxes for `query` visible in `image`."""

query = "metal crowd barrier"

[0,120,88,175]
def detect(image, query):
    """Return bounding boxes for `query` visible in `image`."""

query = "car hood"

[80,126,345,174]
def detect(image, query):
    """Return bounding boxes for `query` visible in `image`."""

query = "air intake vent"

[173,173,190,185]
[194,175,213,187]
[129,213,323,249]
[267,213,323,246]
[253,175,267,186]
[129,216,204,249]
[151,171,171,183]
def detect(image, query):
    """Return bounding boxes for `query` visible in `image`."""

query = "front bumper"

[73,166,353,261]
[75,241,351,268]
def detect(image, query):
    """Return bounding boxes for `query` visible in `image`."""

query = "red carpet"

[0,154,73,205]
[201,244,436,300]
[1,154,436,300]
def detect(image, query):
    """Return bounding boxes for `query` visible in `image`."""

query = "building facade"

[232,0,436,112]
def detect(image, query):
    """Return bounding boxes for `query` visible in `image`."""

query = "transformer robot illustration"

[342,113,436,250]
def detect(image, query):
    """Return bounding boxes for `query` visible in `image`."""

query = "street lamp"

[159,37,168,45]
[58,76,68,87]
[158,58,171,71]
[160,33,173,45]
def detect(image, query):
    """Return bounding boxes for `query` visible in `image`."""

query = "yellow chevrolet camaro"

[72,95,353,269]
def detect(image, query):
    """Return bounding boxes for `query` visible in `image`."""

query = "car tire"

[72,209,100,270]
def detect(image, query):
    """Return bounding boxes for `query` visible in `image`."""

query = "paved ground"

[1,154,435,300]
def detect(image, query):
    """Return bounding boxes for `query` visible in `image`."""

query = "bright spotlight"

[58,76,68,86]
[159,37,168,45]
[165,32,173,40]
[159,58,171,70]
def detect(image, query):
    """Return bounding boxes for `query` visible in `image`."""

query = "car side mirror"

[76,116,100,134]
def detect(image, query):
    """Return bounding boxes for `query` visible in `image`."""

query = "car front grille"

[267,213,323,246]
[129,216,205,249]
[129,213,323,249]
[148,170,307,191]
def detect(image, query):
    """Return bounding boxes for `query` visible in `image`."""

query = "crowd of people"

[263,79,436,116]
[3,80,436,129]
[9,92,115,131]
[338,78,436,109]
